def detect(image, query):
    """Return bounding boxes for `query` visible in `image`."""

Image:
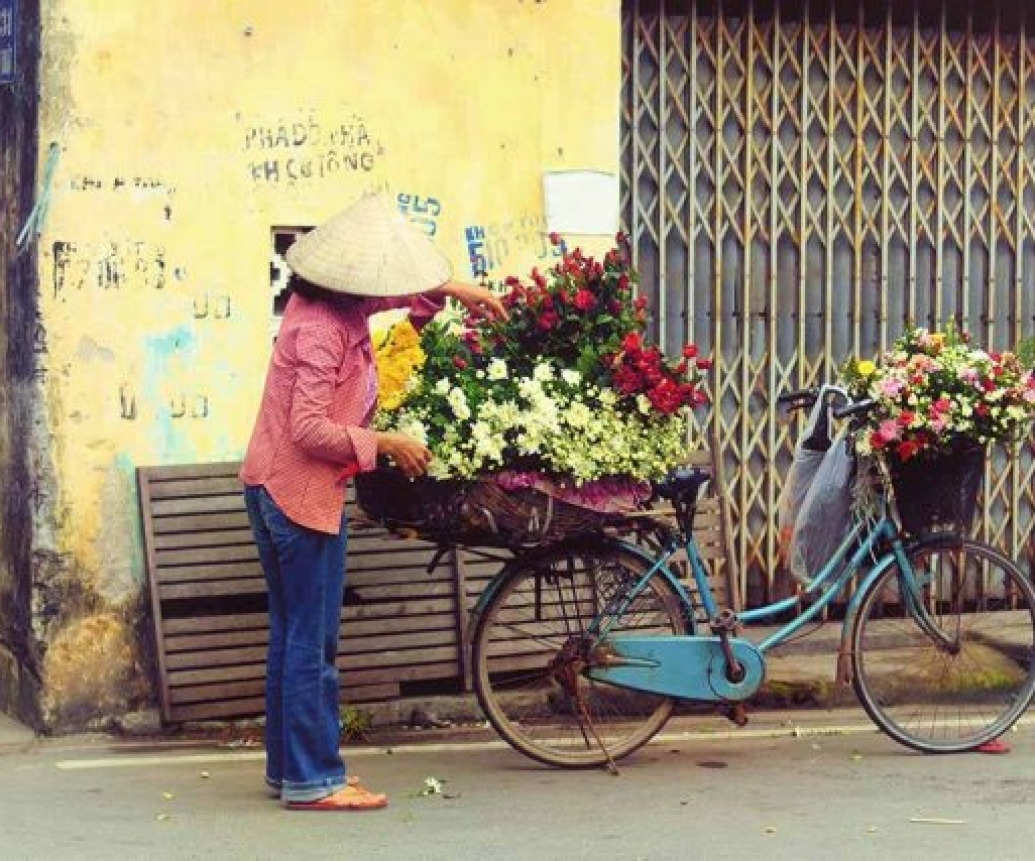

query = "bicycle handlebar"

[778,384,851,414]
[833,398,876,420]
[776,387,819,406]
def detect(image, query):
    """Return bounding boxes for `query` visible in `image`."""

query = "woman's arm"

[362,281,506,328]
[431,281,507,321]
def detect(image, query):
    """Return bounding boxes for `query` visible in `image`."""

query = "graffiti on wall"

[397,193,441,236]
[51,241,170,295]
[463,213,566,278]
[67,174,176,221]
[241,110,385,185]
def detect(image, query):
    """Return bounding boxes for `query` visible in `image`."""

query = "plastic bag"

[789,430,855,583]
[776,397,834,566]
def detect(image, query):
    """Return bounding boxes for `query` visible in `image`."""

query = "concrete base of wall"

[0,644,41,731]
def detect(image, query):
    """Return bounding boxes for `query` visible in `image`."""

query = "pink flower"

[877,377,906,398]
[876,420,901,442]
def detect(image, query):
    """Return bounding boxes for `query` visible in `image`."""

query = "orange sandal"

[269,775,362,798]
[286,784,389,811]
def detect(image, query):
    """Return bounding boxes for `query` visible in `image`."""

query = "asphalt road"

[2,708,1034,861]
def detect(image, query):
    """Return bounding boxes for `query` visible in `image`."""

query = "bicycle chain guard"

[585,636,765,702]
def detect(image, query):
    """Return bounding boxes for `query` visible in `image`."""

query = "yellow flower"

[857,359,876,377]
[373,320,425,411]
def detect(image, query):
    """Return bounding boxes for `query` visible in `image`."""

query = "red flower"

[537,309,559,331]
[574,289,596,311]
[682,344,699,359]
[613,364,642,395]
[453,356,468,370]
[897,440,919,460]
[622,332,642,353]
[697,358,713,371]
[897,410,915,427]
[548,231,562,246]
[648,378,683,414]
[617,274,631,291]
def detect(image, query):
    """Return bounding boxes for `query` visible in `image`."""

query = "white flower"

[532,362,555,383]
[487,358,509,380]
[565,402,593,429]
[561,368,581,386]
[396,416,429,446]
[447,387,471,421]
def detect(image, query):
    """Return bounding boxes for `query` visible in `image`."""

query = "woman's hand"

[437,281,508,321]
[375,431,433,479]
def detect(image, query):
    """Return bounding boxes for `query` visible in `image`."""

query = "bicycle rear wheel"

[471,541,687,768]
[851,536,1035,753]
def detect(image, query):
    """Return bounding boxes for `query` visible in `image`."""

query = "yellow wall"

[34,0,621,724]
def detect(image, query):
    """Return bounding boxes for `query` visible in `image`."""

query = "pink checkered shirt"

[240,291,443,534]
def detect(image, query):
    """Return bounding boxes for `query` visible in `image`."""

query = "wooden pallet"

[137,454,736,724]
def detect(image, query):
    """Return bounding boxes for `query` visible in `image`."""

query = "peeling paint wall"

[0,0,42,728]
[32,0,621,728]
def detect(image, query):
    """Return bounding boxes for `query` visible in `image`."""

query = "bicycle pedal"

[722,703,749,727]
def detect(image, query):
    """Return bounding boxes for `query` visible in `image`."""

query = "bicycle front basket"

[887,440,985,537]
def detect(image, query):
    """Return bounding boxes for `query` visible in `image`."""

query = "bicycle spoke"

[853,538,1035,753]
[473,543,686,768]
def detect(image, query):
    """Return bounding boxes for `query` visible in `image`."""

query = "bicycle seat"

[655,467,711,504]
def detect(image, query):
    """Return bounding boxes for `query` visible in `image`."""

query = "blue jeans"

[244,485,348,803]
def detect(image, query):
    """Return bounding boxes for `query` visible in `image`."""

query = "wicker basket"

[887,440,985,537]
[354,466,621,546]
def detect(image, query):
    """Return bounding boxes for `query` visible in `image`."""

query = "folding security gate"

[620,0,1035,603]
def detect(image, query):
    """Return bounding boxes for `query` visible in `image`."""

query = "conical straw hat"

[285,193,452,296]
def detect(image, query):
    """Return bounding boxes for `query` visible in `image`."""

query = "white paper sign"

[543,170,619,235]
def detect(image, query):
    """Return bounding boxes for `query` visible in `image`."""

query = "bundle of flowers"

[371,233,710,522]
[840,326,1035,463]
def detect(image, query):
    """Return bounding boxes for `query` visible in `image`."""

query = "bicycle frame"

[595,509,932,660]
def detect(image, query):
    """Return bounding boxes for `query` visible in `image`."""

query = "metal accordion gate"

[619,0,1035,605]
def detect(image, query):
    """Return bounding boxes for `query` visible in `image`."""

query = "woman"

[240,194,505,811]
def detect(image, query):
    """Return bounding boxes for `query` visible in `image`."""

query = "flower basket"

[353,465,467,537]
[354,467,624,547]
[887,439,985,536]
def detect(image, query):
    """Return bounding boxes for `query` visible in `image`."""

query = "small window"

[270,226,311,340]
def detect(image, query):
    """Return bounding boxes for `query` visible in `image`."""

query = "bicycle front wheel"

[852,536,1035,753]
[471,541,687,768]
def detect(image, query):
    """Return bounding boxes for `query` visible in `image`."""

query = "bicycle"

[469,385,1035,769]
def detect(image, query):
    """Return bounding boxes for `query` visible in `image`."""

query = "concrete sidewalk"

[0,710,36,752]
[0,622,845,753]
[5,612,1029,747]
